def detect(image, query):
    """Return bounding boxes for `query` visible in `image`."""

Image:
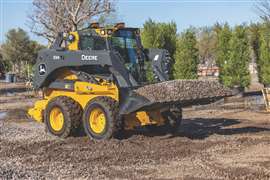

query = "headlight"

[101,30,106,35]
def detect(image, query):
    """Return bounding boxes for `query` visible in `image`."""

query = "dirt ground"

[0,83,269,180]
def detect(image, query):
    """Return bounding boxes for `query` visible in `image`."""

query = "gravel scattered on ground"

[0,83,269,179]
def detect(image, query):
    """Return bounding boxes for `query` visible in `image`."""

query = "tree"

[216,23,232,84]
[254,0,270,86]
[173,29,199,79]
[141,19,177,57]
[222,25,251,88]
[0,46,10,73]
[197,26,218,66]
[0,48,4,74]
[29,0,114,43]
[258,23,270,85]
[2,28,30,73]
[0,47,2,63]
[98,3,118,27]
[1,28,43,77]
[25,41,45,77]
[213,22,222,34]
[249,23,261,63]
[255,0,270,23]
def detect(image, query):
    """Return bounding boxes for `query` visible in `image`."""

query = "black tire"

[83,96,120,140]
[161,50,172,79]
[44,96,82,138]
[163,106,182,133]
[145,107,182,134]
[154,50,172,82]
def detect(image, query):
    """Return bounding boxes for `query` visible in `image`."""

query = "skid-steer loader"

[28,23,228,140]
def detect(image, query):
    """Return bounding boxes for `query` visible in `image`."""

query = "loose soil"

[0,83,269,179]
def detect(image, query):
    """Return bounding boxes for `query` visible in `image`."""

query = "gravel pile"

[135,80,233,103]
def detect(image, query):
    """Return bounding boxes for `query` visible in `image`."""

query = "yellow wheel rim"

[49,107,64,131]
[89,108,106,134]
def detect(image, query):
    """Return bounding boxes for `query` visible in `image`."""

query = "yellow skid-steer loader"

[28,23,230,140]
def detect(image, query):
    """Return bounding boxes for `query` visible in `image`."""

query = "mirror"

[67,34,75,43]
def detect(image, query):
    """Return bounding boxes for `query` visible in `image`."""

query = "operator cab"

[75,23,146,82]
[109,27,145,82]
[52,23,147,82]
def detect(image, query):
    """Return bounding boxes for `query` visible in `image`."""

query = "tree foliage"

[173,29,199,79]
[1,28,44,76]
[0,48,2,63]
[29,0,114,43]
[141,19,177,56]
[197,26,218,66]
[2,28,30,72]
[249,23,261,60]
[221,25,250,88]
[0,49,4,73]
[216,24,232,69]
[258,23,270,85]
[215,23,232,84]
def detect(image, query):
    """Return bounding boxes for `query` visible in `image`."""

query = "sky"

[0,0,261,45]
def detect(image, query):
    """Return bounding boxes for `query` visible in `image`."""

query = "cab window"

[79,35,107,50]
[110,30,139,64]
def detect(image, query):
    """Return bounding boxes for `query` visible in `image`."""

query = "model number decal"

[53,55,61,60]
[81,55,98,61]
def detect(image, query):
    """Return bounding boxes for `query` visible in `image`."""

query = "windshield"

[110,29,145,82]
[110,30,142,64]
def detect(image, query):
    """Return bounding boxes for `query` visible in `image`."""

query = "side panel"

[44,90,117,109]
[28,80,119,123]
[33,50,138,89]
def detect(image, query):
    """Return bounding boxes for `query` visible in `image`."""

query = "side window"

[80,35,94,50]
[111,37,125,49]
[93,37,107,50]
[126,38,137,49]
[80,35,107,50]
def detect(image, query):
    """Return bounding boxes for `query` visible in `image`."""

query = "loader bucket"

[119,80,236,115]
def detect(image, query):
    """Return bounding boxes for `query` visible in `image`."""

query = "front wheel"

[83,97,120,140]
[44,96,82,138]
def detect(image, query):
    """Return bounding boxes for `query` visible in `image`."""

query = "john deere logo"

[38,64,46,75]
[81,55,98,61]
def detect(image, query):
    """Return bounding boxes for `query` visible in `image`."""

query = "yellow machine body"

[28,25,165,130]
[28,70,166,129]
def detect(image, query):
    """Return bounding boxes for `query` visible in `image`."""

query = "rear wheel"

[163,106,182,132]
[83,96,120,140]
[44,96,82,138]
